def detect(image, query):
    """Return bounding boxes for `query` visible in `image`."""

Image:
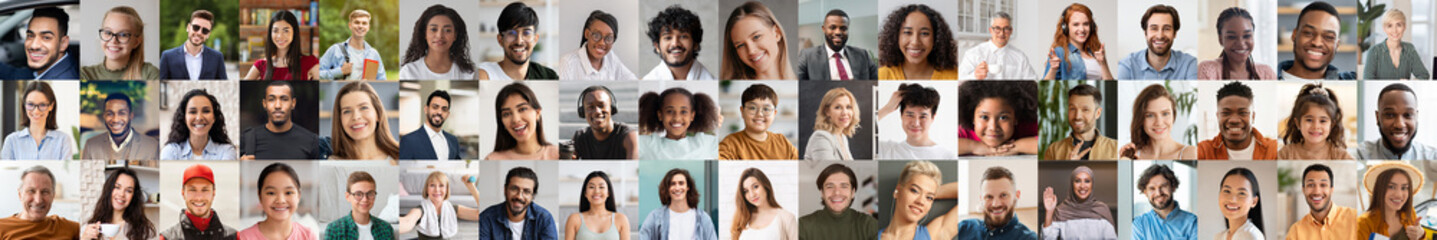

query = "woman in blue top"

[1042,3,1112,80]
[160,89,237,160]
[1,81,73,160]
[879,161,959,240]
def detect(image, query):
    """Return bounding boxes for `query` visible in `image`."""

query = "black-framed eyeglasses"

[588,32,615,44]
[98,29,133,44]
[24,102,50,111]
[191,24,211,35]
[348,191,377,199]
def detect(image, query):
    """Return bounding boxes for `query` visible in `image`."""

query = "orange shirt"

[1285,206,1357,240]
[1357,209,1419,240]
[0,214,80,239]
[718,131,798,160]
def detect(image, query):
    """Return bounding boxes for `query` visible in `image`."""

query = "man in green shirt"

[799,164,878,240]
[324,171,394,239]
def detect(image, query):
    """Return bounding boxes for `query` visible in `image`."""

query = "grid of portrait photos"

[3,0,1437,240]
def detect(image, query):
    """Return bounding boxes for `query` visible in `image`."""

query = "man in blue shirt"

[318,9,386,80]
[1116,5,1198,80]
[958,166,1036,240]
[1131,164,1197,240]
[480,167,557,240]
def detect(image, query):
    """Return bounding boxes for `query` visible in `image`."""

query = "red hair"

[1050,3,1104,66]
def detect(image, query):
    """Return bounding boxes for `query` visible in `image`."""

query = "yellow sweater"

[719,131,798,160]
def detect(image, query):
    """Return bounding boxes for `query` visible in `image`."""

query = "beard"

[984,206,1013,228]
[428,113,446,128]
[507,198,529,216]
[826,34,847,52]
[1149,195,1173,211]
[663,47,696,68]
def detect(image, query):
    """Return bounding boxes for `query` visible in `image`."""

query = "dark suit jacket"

[159,46,228,80]
[796,45,877,80]
[0,50,79,80]
[399,127,462,159]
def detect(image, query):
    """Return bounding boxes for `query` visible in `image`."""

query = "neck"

[666,131,687,140]
[105,57,129,71]
[668,203,691,212]
[1385,208,1399,219]
[1146,49,1170,70]
[28,125,45,139]
[111,210,125,224]
[906,134,933,147]
[1388,39,1402,48]
[1285,62,1327,79]
[425,53,451,68]
[427,123,443,133]
[887,217,918,234]
[352,211,371,225]
[191,209,212,219]
[1154,206,1174,219]
[1226,217,1248,233]
[260,217,293,236]
[588,52,604,71]
[587,204,610,215]
[991,40,1006,48]
[1226,136,1253,151]
[1224,53,1249,71]
[18,212,41,222]
[1073,129,1096,141]
[189,135,209,156]
[743,129,768,142]
[901,62,933,79]
[1310,207,1331,224]
[512,139,543,155]
[354,136,385,159]
[111,128,131,144]
[498,58,530,80]
[348,36,366,49]
[591,123,613,140]
[185,42,204,55]
[507,206,526,222]
[266,121,293,133]
[668,62,694,80]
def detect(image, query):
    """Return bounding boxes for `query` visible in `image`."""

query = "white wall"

[158,81,240,146]
[1194,161,1282,240]
[1360,81,1437,145]
[1114,0,1201,65]
[478,81,561,159]
[636,0,722,78]
[158,161,242,230]
[717,161,799,240]
[1010,0,1118,73]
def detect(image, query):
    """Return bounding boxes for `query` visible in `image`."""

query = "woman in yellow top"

[1357,162,1424,240]
[720,1,795,80]
[876,4,957,80]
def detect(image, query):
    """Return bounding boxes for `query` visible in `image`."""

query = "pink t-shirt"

[237,221,317,240]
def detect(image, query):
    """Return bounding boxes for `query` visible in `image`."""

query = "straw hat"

[1363,161,1425,195]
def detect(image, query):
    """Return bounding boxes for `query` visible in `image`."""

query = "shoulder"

[161,47,184,57]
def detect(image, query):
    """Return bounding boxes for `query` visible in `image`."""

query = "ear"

[1094,106,1103,118]
[58,36,70,53]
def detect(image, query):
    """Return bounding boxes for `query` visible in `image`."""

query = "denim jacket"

[479,203,558,240]
[318,41,387,80]
[1043,43,1089,80]
[638,206,719,240]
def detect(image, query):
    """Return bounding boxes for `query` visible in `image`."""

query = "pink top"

[1197,59,1277,80]
[237,221,317,240]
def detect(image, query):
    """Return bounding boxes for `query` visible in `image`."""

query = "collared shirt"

[324,213,394,240]
[110,129,134,152]
[1131,207,1197,240]
[424,125,449,161]
[1042,44,1090,80]
[185,44,204,80]
[1116,49,1199,80]
[960,41,1037,80]
[826,46,854,80]
[33,53,68,80]
[1277,60,1357,80]
[1352,139,1437,160]
[642,61,718,80]
[958,215,1037,240]
[1,128,72,160]
[479,202,557,240]
[160,139,238,160]
[558,43,638,80]
[1286,206,1357,240]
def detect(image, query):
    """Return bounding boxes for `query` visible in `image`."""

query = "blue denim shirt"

[1131,207,1197,240]
[318,41,387,80]
[480,202,558,240]
[958,216,1037,240]
[1,128,72,160]
[638,205,719,240]
[1116,49,1199,80]
[160,139,238,160]
[1042,43,1089,80]
[1277,60,1357,80]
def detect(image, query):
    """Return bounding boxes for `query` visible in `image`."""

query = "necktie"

[833,52,849,80]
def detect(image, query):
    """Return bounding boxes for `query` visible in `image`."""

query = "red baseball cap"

[183,164,215,185]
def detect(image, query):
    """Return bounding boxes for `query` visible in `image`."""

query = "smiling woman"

[329,81,400,160]
[81,6,159,80]
[486,82,559,160]
[720,1,795,80]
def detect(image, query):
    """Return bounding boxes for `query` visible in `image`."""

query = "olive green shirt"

[799,208,878,240]
[81,62,159,80]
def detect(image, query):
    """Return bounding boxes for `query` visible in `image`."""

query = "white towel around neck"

[418,199,459,238]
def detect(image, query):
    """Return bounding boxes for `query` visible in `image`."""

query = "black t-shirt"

[241,124,321,159]
[572,123,632,159]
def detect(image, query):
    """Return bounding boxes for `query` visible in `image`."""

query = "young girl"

[638,87,721,160]
[1276,84,1352,159]
[956,81,1039,156]
[238,163,317,240]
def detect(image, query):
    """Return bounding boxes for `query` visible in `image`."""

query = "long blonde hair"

[720,1,794,80]
[331,82,400,159]
[814,87,859,137]
[102,6,145,80]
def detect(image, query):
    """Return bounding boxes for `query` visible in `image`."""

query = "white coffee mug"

[100,224,119,237]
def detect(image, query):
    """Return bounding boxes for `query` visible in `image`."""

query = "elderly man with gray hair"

[0,165,81,239]
[960,12,1037,80]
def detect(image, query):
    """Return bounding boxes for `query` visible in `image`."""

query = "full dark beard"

[1150,197,1173,211]
[428,114,446,128]
[664,49,695,68]
[984,208,1012,228]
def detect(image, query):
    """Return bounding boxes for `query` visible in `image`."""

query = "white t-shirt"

[510,219,526,240]
[876,140,957,160]
[1083,57,1102,80]
[399,59,475,80]
[356,221,374,240]
[669,208,697,240]
[1227,140,1255,160]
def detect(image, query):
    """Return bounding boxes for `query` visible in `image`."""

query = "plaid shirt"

[323,214,394,240]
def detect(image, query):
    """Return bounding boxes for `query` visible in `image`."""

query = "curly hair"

[659,168,700,208]
[167,89,231,145]
[401,4,475,73]
[1282,83,1345,147]
[1129,84,1174,150]
[646,6,703,61]
[638,88,719,135]
[814,87,860,137]
[720,1,795,80]
[958,81,1037,130]
[877,4,957,70]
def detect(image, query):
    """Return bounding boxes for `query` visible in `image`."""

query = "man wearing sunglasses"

[159,10,227,80]
[318,10,385,80]
[324,171,394,239]
[557,10,636,80]
[0,7,78,80]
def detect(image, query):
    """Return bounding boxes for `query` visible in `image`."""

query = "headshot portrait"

[0,161,88,239]
[1129,160,1196,240]
[77,160,161,240]
[237,1,320,80]
[477,161,561,239]
[636,81,722,160]
[79,1,160,80]
[399,80,480,160]
[1273,82,1357,160]
[158,160,242,239]
[795,0,880,80]
[798,81,874,160]
[1193,161,1279,240]
[559,82,640,160]
[957,80,1037,158]
[1038,81,1118,160]
[1276,161,1360,239]
[236,161,321,239]
[958,160,1037,240]
[1193,81,1280,160]
[396,160,481,239]
[79,81,159,160]
[1116,81,1198,160]
[0,6,81,80]
[796,161,879,240]
[398,2,478,80]
[718,0,799,80]
[875,1,957,80]
[480,81,561,160]
[239,81,322,160]
[878,160,957,240]
[317,0,399,80]
[716,161,799,240]
[555,161,639,240]
[637,160,719,240]
[158,0,239,80]
[321,81,401,160]
[1035,161,1117,239]
[718,81,799,160]
[2,81,79,160]
[555,0,642,80]
[1195,2,1279,80]
[1355,81,1437,160]
[638,1,721,80]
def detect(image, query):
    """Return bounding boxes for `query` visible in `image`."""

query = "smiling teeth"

[1307,50,1325,56]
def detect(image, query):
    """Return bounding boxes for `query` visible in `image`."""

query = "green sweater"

[798,208,879,240]
[1363,41,1431,80]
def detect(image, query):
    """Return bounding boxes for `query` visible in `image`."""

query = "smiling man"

[1285,164,1357,239]
[400,90,462,160]
[1116,5,1198,80]
[318,10,386,80]
[959,12,1036,80]
[0,7,79,80]
[82,93,160,160]
[1279,1,1356,80]
[1130,164,1195,240]
[479,167,557,240]
[558,10,637,80]
[797,9,877,80]
[1197,81,1278,160]
[638,168,719,240]
[478,2,558,80]
[1043,84,1117,160]
[799,164,878,240]
[0,166,80,239]
[160,164,238,240]
[642,6,716,80]
[1354,83,1437,159]
[570,86,638,159]
[324,171,394,239]
[159,9,228,80]
[240,81,321,160]
[958,166,1036,240]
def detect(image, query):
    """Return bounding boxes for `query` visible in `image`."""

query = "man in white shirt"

[560,10,637,80]
[400,90,462,160]
[796,10,877,80]
[642,6,716,80]
[960,12,1036,80]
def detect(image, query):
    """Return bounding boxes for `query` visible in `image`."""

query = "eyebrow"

[501,102,531,111]
[1300,24,1337,35]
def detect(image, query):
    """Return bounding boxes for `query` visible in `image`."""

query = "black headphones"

[577,85,618,117]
